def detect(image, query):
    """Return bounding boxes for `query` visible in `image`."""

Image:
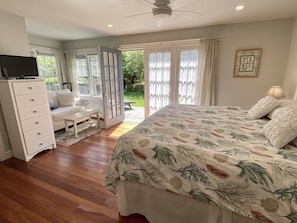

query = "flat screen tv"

[0,54,39,79]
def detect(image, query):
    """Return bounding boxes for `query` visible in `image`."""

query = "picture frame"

[233,48,262,77]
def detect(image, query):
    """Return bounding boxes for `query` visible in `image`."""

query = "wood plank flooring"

[0,122,149,223]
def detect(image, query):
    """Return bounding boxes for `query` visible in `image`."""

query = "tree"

[122,50,144,91]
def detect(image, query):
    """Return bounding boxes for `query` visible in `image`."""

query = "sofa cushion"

[48,89,70,106]
[51,106,85,122]
[57,92,75,107]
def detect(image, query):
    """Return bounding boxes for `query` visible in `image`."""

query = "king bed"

[104,97,297,223]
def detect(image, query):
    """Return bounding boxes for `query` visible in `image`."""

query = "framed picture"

[233,48,262,77]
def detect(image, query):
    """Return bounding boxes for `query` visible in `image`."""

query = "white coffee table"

[63,109,100,138]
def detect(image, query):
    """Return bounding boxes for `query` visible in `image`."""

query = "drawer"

[26,135,54,155]
[19,104,49,120]
[21,115,51,132]
[24,125,52,143]
[13,81,45,95]
[16,93,48,109]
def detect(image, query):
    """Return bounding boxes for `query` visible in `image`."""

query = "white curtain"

[53,49,67,84]
[196,39,218,105]
[65,51,79,97]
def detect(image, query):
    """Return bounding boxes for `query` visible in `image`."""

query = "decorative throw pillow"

[263,107,297,148]
[247,96,279,120]
[56,92,75,107]
[267,99,297,119]
[49,100,58,111]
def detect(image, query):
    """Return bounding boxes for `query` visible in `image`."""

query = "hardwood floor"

[0,122,149,223]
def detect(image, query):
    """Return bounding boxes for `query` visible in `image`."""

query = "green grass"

[124,91,144,107]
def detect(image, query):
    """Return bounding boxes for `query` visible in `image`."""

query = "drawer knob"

[33,111,37,113]
[35,122,39,124]
[28,87,33,90]
[30,99,35,101]
[39,143,43,146]
[37,133,41,135]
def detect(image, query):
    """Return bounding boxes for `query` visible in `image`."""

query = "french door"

[100,47,124,129]
[145,45,199,117]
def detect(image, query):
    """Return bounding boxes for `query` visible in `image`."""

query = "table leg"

[73,120,78,138]
[96,112,100,128]
[65,120,69,137]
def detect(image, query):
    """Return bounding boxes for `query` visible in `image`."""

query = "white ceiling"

[1,0,297,41]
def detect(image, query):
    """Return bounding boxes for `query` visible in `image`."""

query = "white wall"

[28,34,63,49]
[283,18,297,99]
[0,9,30,161]
[0,9,30,56]
[216,20,292,107]
[63,19,294,107]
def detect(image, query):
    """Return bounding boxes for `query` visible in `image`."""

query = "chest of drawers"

[0,79,56,161]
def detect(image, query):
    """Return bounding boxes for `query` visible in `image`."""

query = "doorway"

[122,49,145,123]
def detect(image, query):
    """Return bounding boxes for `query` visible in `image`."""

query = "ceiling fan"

[123,0,201,26]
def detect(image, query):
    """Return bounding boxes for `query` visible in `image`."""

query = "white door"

[145,45,199,117]
[100,47,124,129]
[145,47,174,117]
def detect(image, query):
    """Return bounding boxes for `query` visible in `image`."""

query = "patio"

[124,106,144,123]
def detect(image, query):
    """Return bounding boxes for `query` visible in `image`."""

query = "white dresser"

[0,79,56,161]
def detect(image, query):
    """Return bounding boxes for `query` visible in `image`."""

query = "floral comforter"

[104,104,297,223]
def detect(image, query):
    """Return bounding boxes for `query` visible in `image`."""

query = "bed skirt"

[118,181,264,223]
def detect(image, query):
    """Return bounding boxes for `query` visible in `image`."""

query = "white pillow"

[263,107,297,148]
[248,96,279,120]
[56,92,75,107]
[267,99,297,119]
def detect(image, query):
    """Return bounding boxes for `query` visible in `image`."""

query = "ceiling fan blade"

[173,9,202,16]
[122,12,152,19]
[173,9,202,20]
[142,0,155,7]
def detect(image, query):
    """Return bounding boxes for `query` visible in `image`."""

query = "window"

[31,48,60,91]
[75,51,101,96]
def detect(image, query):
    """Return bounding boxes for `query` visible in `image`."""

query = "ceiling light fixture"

[107,24,113,28]
[152,6,172,20]
[236,5,244,10]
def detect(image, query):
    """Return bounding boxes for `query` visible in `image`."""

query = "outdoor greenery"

[122,50,144,92]
[122,50,145,107]
[124,91,144,107]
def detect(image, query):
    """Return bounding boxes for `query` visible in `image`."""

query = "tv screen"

[0,54,39,79]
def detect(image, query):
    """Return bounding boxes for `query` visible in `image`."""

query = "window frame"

[75,50,101,96]
[30,47,62,91]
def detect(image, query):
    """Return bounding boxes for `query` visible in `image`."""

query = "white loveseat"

[48,89,89,131]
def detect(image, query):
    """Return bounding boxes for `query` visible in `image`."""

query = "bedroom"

[1,0,297,222]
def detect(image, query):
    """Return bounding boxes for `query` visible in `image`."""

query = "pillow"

[267,99,297,119]
[248,96,279,120]
[56,92,75,107]
[49,101,58,111]
[263,107,297,148]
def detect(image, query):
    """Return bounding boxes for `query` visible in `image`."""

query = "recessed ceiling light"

[107,24,113,28]
[236,5,244,10]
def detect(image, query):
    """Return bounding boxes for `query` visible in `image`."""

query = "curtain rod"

[118,36,220,50]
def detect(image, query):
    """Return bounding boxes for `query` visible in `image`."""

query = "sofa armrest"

[75,98,89,108]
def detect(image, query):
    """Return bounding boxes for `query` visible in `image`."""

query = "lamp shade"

[266,86,285,99]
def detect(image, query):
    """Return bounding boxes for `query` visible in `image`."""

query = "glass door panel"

[100,47,124,128]
[146,50,171,116]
